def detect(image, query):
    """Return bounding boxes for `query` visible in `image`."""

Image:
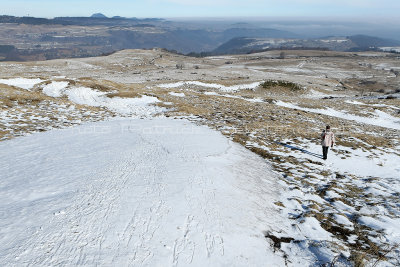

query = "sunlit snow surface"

[41,81,162,116]
[42,81,69,97]
[0,78,43,90]
[168,92,185,97]
[64,87,162,116]
[0,78,163,117]
[0,118,289,266]
[276,100,400,130]
[158,81,262,92]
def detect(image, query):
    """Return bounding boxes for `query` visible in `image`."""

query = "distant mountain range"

[0,14,399,61]
[213,35,400,54]
[90,13,107,18]
[0,14,163,26]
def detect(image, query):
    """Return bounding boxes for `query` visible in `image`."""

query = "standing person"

[321,125,335,160]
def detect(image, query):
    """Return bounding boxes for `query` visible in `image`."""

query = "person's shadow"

[275,141,323,159]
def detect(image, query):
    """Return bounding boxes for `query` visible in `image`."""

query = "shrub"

[261,80,302,91]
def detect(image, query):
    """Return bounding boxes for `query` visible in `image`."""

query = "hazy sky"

[1,0,399,19]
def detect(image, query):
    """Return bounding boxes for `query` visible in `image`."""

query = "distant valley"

[213,35,400,55]
[1,14,399,61]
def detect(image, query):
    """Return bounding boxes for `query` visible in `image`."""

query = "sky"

[1,0,399,20]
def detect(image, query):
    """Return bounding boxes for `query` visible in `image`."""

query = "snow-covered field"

[0,117,287,266]
[158,81,262,92]
[1,49,399,266]
[63,87,161,116]
[276,100,400,130]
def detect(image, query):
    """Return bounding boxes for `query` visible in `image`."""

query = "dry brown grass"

[173,102,212,117]
[0,85,49,106]
[75,78,115,92]
[274,201,285,207]
[0,129,10,140]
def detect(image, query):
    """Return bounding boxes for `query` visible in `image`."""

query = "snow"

[40,82,162,116]
[306,89,347,99]
[168,92,185,97]
[358,216,400,244]
[379,47,400,53]
[1,77,161,116]
[298,217,332,240]
[267,135,400,260]
[0,78,43,90]
[204,91,219,96]
[280,137,400,180]
[345,100,400,109]
[333,214,353,228]
[345,100,364,105]
[204,92,264,103]
[65,87,162,116]
[276,100,400,130]
[158,81,262,92]
[42,81,69,97]
[320,39,348,43]
[282,67,313,74]
[0,117,289,266]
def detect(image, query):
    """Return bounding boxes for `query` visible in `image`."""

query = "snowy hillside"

[1,118,288,266]
[1,49,399,266]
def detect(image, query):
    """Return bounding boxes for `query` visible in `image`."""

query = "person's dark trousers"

[322,146,329,160]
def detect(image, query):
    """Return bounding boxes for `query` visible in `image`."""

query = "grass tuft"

[261,80,303,91]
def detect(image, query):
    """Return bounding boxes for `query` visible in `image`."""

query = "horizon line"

[1,13,400,23]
